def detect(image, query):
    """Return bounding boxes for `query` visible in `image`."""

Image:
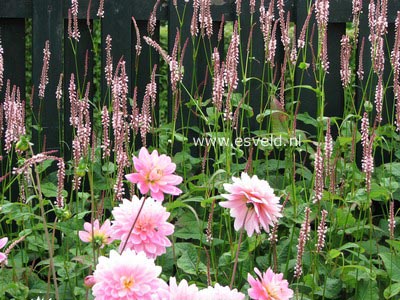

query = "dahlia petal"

[0,237,8,249]
[79,231,92,243]
[0,253,7,263]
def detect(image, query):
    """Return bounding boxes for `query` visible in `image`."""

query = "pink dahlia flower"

[111,196,174,258]
[79,219,113,248]
[168,277,199,300]
[197,283,245,300]
[0,237,8,264]
[219,173,282,236]
[126,147,182,201]
[92,249,162,300]
[248,268,293,300]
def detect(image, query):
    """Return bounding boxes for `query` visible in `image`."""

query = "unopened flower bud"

[84,275,96,288]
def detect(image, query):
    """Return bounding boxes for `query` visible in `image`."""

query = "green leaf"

[35,158,55,173]
[386,240,400,252]
[41,182,58,198]
[380,252,400,282]
[328,249,341,259]
[296,112,318,128]
[0,282,29,299]
[384,282,400,299]
[314,278,341,299]
[384,163,400,178]
[356,279,379,300]
[101,162,115,174]
[176,245,206,275]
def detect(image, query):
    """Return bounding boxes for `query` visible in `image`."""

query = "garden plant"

[1,0,400,299]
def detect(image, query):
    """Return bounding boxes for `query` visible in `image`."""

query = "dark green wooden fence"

[0,0,400,153]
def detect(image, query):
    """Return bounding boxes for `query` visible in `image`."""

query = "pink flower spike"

[79,219,113,248]
[0,237,8,264]
[111,196,174,258]
[248,267,294,300]
[126,147,183,201]
[92,249,162,300]
[219,173,282,236]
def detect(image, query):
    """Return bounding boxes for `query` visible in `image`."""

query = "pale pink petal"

[0,237,8,249]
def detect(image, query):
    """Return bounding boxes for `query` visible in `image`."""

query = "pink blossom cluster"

[3,83,25,153]
[248,268,293,300]
[111,196,174,258]
[219,173,282,237]
[259,0,275,55]
[38,41,50,99]
[191,0,213,37]
[126,147,183,201]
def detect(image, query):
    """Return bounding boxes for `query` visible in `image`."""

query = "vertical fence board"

[238,5,265,133]
[168,1,193,150]
[63,19,94,159]
[0,19,25,97]
[325,23,345,118]
[295,0,318,134]
[32,0,63,152]
[132,19,160,147]
[101,0,132,101]
[0,19,25,159]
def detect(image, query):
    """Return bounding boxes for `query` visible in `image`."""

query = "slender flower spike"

[219,173,282,237]
[294,207,311,278]
[92,249,164,299]
[0,39,4,91]
[101,106,111,159]
[111,196,174,259]
[361,112,374,192]
[340,35,352,87]
[316,209,328,252]
[125,147,182,201]
[79,219,113,248]
[313,144,324,204]
[105,35,113,87]
[0,237,8,264]
[97,0,104,18]
[71,0,80,41]
[132,17,142,56]
[248,267,294,300]
[389,201,396,239]
[168,277,199,300]
[38,41,51,99]
[197,283,245,300]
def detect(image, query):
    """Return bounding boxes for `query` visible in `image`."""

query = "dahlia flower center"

[137,220,155,232]
[93,234,107,246]
[121,275,135,290]
[147,168,163,183]
[263,283,280,300]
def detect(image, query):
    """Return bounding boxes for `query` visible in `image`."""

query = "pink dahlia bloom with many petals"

[168,277,199,300]
[248,268,293,300]
[197,283,245,300]
[126,147,183,201]
[92,249,163,300]
[0,237,8,264]
[219,173,282,236]
[79,219,113,248]
[111,196,174,258]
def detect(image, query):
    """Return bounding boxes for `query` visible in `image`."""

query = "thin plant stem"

[230,208,250,289]
[119,197,147,254]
